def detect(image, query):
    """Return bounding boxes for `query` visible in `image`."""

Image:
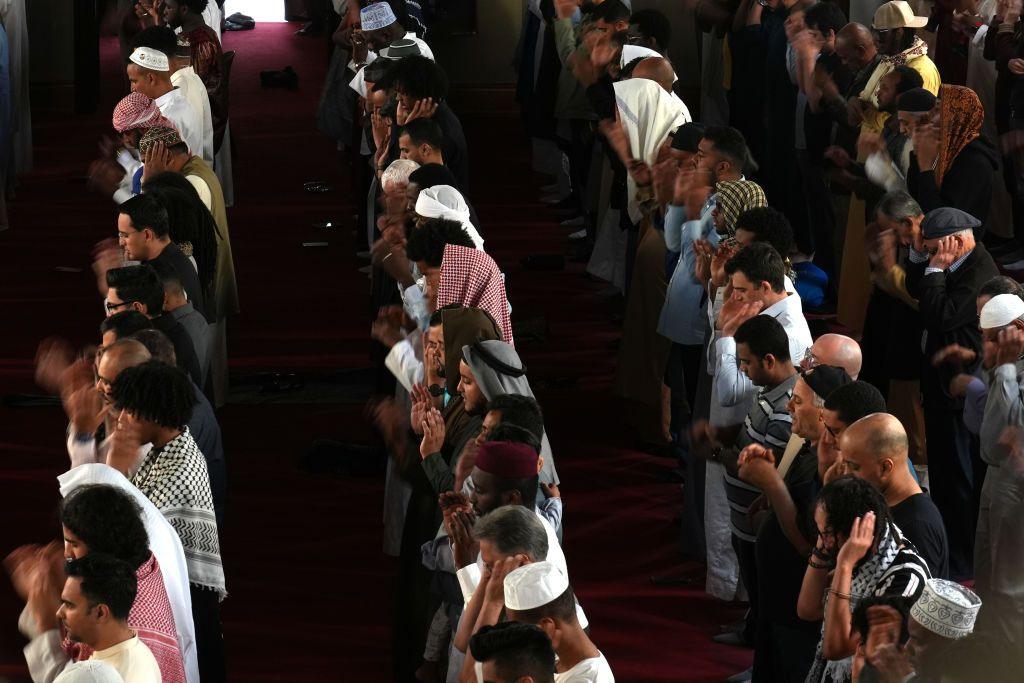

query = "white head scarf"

[613,78,691,222]
[415,185,485,250]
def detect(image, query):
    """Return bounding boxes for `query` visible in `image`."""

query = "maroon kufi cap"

[474,441,539,479]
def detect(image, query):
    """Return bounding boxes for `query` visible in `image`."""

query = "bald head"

[811,334,863,379]
[837,22,874,48]
[632,57,676,93]
[100,339,152,377]
[840,413,913,495]
[836,23,878,72]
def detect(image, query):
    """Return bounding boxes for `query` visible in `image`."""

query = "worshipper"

[799,334,862,380]
[838,414,949,578]
[900,579,986,681]
[349,1,434,100]
[404,218,476,312]
[601,76,689,444]
[406,163,484,248]
[136,126,235,406]
[151,270,210,385]
[452,505,551,669]
[108,361,226,682]
[158,2,225,150]
[861,191,928,472]
[503,562,613,681]
[799,475,931,683]
[113,194,207,321]
[900,86,998,223]
[374,55,469,191]
[7,481,196,683]
[131,329,225,526]
[694,313,799,660]
[21,554,161,683]
[413,184,484,249]
[398,118,446,168]
[131,26,213,165]
[905,207,998,579]
[375,157,419,262]
[103,266,202,387]
[100,312,152,349]
[818,380,888,482]
[461,341,559,486]
[126,47,204,169]
[436,244,513,345]
[90,92,176,204]
[468,622,556,683]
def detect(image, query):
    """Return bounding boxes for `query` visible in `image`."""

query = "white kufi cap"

[503,561,569,611]
[129,47,169,72]
[980,293,1024,330]
[361,2,397,31]
[910,578,982,640]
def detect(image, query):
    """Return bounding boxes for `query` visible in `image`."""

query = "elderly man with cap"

[905,206,998,580]
[839,414,949,578]
[125,46,203,171]
[502,562,613,682]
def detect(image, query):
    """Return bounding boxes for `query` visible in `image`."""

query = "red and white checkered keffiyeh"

[112,92,177,134]
[65,554,187,683]
[437,244,513,345]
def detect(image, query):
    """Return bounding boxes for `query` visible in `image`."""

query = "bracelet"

[382,251,394,263]
[827,587,852,600]
[808,558,831,570]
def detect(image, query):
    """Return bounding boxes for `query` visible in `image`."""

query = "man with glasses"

[798,333,863,380]
[105,264,202,387]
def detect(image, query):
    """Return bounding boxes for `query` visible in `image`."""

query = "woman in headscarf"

[609,77,691,445]
[435,244,513,345]
[904,85,999,225]
[461,339,559,487]
[413,184,485,249]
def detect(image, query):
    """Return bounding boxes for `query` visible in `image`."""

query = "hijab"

[613,78,691,222]
[437,244,513,345]
[935,84,984,187]
[441,307,501,396]
[414,185,485,249]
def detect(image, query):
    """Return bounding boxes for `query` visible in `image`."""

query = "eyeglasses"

[105,300,131,313]
[800,348,820,371]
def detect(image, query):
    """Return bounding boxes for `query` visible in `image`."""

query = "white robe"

[154,87,204,164]
[170,66,214,165]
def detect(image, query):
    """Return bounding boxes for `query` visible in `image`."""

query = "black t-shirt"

[146,242,208,322]
[891,493,949,580]
[755,446,821,630]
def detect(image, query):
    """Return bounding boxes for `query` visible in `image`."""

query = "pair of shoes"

[303,180,332,193]
[261,66,298,90]
[561,216,584,228]
[568,228,588,241]
[725,667,753,683]
[225,13,255,31]
[227,12,254,22]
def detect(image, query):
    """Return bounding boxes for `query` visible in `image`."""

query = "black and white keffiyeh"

[806,523,929,683]
[132,428,227,598]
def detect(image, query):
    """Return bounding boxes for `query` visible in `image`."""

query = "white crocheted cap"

[910,578,982,640]
[504,561,569,611]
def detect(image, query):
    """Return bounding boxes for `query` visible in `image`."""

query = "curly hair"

[379,55,449,101]
[60,485,151,570]
[735,207,794,259]
[66,554,138,621]
[405,218,474,266]
[143,172,219,295]
[823,381,887,426]
[111,360,198,428]
[815,475,891,549]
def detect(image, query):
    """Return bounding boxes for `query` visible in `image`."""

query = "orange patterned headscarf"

[935,85,984,187]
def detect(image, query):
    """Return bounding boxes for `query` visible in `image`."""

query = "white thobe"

[154,88,204,163]
[170,67,214,165]
[555,653,616,682]
[58,464,199,683]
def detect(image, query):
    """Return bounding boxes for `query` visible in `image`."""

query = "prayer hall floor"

[0,22,751,681]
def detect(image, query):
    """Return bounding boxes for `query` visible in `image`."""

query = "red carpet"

[0,23,751,681]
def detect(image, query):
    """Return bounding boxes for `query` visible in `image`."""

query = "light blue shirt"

[657,197,719,345]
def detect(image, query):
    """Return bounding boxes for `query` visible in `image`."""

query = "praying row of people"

[5,3,235,682]
[343,0,1024,681]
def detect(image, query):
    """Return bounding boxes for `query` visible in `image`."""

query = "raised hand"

[931,343,977,368]
[446,509,479,569]
[836,511,876,571]
[419,408,446,459]
[410,383,433,435]
[928,235,959,270]
[710,241,737,288]
[555,0,578,21]
[404,98,439,125]
[483,554,528,606]
[719,300,763,338]
[995,325,1024,366]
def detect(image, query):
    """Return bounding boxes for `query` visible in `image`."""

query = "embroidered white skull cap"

[360,2,397,31]
[129,47,169,72]
[910,578,982,640]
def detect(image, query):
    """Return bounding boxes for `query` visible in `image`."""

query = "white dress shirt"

[154,88,204,164]
[170,67,214,165]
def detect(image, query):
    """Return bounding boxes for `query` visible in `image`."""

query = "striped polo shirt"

[725,372,799,542]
